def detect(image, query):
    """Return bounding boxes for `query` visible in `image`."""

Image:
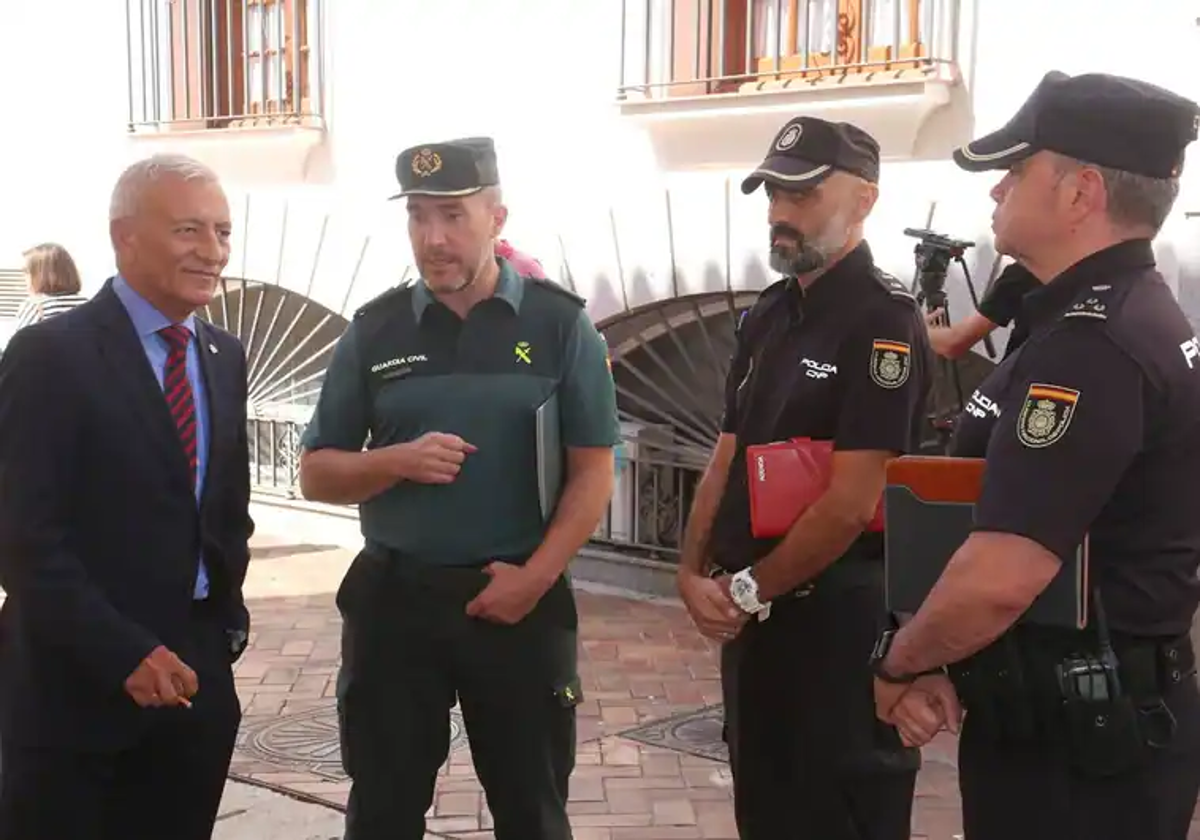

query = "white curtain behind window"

[752,0,837,60]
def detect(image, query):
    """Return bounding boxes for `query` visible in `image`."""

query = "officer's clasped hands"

[392,431,477,484]
[874,672,962,748]
[677,570,747,641]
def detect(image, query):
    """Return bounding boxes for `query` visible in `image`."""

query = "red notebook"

[746,437,884,538]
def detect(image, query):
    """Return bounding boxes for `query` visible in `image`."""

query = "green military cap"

[390,136,501,199]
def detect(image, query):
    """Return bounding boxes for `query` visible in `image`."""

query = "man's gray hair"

[109,154,221,222]
[1094,164,1179,233]
[1054,154,1179,233]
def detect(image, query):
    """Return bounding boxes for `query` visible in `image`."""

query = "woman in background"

[13,243,88,330]
[495,238,549,279]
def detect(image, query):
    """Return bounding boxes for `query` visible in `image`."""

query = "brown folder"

[884,455,1089,629]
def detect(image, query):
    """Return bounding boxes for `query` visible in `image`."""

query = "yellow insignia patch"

[868,339,911,389]
[1016,383,1079,448]
[411,148,442,178]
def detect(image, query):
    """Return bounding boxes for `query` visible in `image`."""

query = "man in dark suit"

[0,153,253,839]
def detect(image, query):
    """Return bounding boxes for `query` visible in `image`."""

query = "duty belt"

[948,627,1197,750]
[1112,632,1197,699]
[368,547,534,602]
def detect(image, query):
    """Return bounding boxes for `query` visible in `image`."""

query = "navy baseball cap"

[953,72,1200,179]
[742,116,880,194]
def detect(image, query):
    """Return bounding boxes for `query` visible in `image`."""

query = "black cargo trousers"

[336,548,581,840]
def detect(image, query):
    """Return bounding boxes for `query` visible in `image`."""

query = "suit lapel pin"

[208,343,219,354]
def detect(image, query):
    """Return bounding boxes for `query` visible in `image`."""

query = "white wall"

[0,1,132,292]
[1,0,1198,327]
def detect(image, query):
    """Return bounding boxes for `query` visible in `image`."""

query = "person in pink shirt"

[495,238,548,279]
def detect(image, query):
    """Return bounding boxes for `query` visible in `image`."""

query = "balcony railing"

[248,410,307,494]
[247,415,706,564]
[618,0,961,99]
[125,0,324,131]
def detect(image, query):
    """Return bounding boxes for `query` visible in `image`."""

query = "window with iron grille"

[125,0,324,130]
[619,0,956,100]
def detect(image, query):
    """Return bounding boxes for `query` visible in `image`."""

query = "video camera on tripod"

[901,228,993,453]
[903,227,976,314]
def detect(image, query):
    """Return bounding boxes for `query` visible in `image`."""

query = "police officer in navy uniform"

[926,261,1040,361]
[298,137,621,840]
[676,116,935,839]
[871,72,1200,839]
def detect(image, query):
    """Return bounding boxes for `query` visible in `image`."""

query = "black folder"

[884,455,1089,629]
[535,392,564,522]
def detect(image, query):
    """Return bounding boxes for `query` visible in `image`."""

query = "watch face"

[730,572,760,612]
[731,577,751,599]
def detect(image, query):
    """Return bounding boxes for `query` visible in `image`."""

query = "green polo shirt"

[301,259,621,564]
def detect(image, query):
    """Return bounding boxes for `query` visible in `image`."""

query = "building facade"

[3,0,1200,563]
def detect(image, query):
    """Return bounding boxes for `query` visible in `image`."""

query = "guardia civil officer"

[298,137,621,840]
[871,71,1200,839]
[676,116,935,839]
[926,261,1039,361]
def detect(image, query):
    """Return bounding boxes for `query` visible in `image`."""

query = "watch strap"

[868,627,926,684]
[873,663,921,684]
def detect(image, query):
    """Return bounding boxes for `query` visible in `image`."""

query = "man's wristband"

[868,628,943,684]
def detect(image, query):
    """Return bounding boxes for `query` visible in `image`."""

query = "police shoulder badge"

[868,339,911,389]
[1016,382,1080,448]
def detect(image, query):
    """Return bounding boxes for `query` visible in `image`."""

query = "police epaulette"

[758,277,791,301]
[353,282,412,319]
[876,270,917,304]
[1061,284,1111,322]
[527,276,586,307]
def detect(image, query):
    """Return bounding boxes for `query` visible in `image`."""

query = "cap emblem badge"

[412,149,443,178]
[776,124,802,151]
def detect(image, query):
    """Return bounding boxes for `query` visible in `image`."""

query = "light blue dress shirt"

[113,276,210,600]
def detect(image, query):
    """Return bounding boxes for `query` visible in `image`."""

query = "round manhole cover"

[239,703,467,780]
[618,704,729,763]
[671,715,724,749]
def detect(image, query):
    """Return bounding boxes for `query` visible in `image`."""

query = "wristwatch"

[868,627,923,684]
[728,568,768,615]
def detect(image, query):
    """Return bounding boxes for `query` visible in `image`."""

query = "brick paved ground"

[230,581,966,839]
[229,544,1200,840]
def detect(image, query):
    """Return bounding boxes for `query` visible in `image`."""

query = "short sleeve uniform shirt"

[710,242,935,570]
[302,260,621,564]
[951,240,1200,636]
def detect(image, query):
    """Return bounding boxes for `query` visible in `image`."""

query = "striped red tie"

[159,325,197,486]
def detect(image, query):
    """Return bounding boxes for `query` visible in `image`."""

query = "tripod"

[904,230,993,454]
[918,286,967,454]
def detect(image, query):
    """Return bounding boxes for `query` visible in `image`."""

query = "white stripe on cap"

[753,164,832,182]
[957,141,1031,162]
[401,186,486,197]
